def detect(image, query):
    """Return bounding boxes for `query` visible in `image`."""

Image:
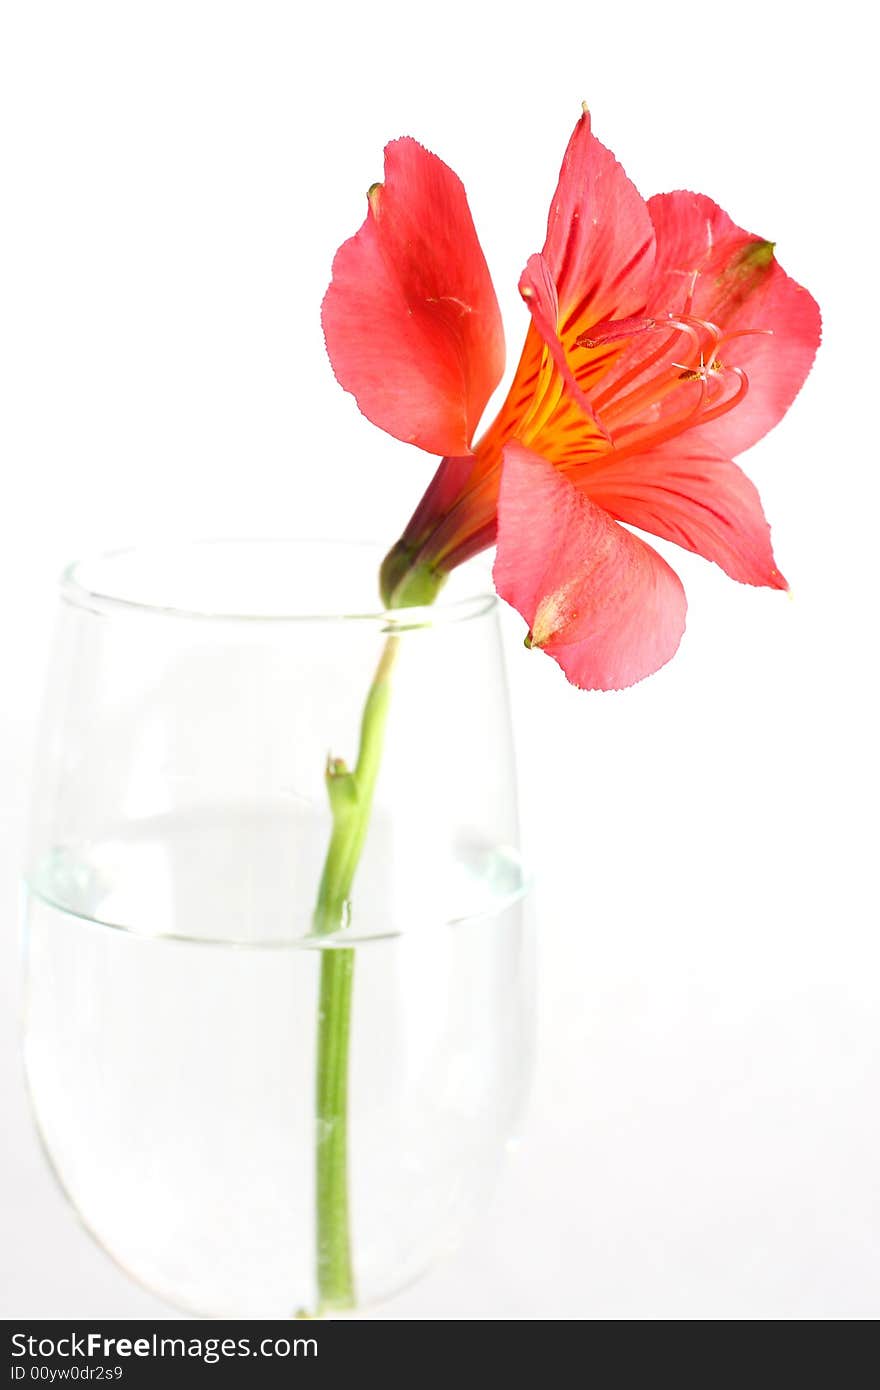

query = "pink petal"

[518,252,608,435]
[543,108,656,331]
[501,109,657,455]
[646,191,821,456]
[494,443,687,691]
[322,138,505,457]
[582,440,787,589]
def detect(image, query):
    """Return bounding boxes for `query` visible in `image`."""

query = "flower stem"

[314,947,355,1310]
[311,634,399,1314]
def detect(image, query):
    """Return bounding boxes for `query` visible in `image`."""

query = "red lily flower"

[322,109,820,689]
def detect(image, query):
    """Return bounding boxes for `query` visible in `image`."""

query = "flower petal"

[494,443,687,690]
[484,110,657,471]
[322,138,505,457]
[518,252,607,434]
[646,191,821,455]
[543,108,656,340]
[581,440,787,589]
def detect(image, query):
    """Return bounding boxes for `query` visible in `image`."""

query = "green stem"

[314,947,355,1309]
[311,635,399,1314]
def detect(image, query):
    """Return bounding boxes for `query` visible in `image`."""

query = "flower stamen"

[611,375,710,451]
[674,351,725,382]
[609,365,750,461]
[573,305,764,450]
[591,320,701,415]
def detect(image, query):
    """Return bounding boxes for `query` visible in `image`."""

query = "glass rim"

[59,537,498,626]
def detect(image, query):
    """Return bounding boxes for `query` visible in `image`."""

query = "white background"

[1,0,876,1320]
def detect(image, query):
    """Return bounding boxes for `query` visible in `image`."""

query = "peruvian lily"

[322,108,820,690]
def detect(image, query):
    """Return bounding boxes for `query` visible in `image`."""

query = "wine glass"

[22,539,532,1317]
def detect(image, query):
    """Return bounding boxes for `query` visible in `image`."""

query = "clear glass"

[22,539,532,1318]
